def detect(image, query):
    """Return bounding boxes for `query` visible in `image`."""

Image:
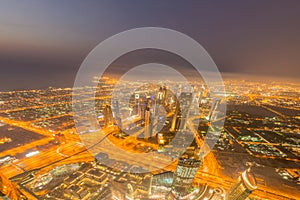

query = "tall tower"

[157,87,164,104]
[170,100,180,132]
[132,92,140,116]
[157,86,167,105]
[111,99,120,118]
[227,169,257,200]
[178,92,193,131]
[172,147,202,196]
[112,99,122,129]
[208,98,220,121]
[170,92,193,132]
[146,96,153,110]
[144,107,152,139]
[103,104,114,127]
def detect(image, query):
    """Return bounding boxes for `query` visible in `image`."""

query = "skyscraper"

[144,107,152,139]
[227,169,257,200]
[132,92,141,116]
[111,99,120,119]
[171,147,202,197]
[170,100,180,132]
[111,99,123,129]
[157,86,167,105]
[170,92,193,132]
[207,98,220,121]
[103,104,114,127]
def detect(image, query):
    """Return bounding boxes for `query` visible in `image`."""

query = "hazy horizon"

[1,1,300,90]
[0,71,298,92]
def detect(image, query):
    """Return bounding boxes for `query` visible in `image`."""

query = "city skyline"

[0,78,299,199]
[0,1,299,200]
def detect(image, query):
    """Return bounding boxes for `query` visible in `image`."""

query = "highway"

[0,85,299,200]
[187,114,300,199]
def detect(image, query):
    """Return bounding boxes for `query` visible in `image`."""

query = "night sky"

[1,0,300,90]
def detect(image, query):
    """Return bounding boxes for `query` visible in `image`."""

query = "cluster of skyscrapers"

[106,84,257,199]
[109,145,257,200]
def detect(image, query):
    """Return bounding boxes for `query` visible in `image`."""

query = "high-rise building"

[207,98,220,121]
[132,92,141,116]
[170,101,181,132]
[103,104,114,127]
[157,86,167,105]
[170,92,193,132]
[179,92,193,131]
[144,107,152,139]
[111,99,123,129]
[171,147,202,196]
[111,99,120,118]
[227,169,257,200]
